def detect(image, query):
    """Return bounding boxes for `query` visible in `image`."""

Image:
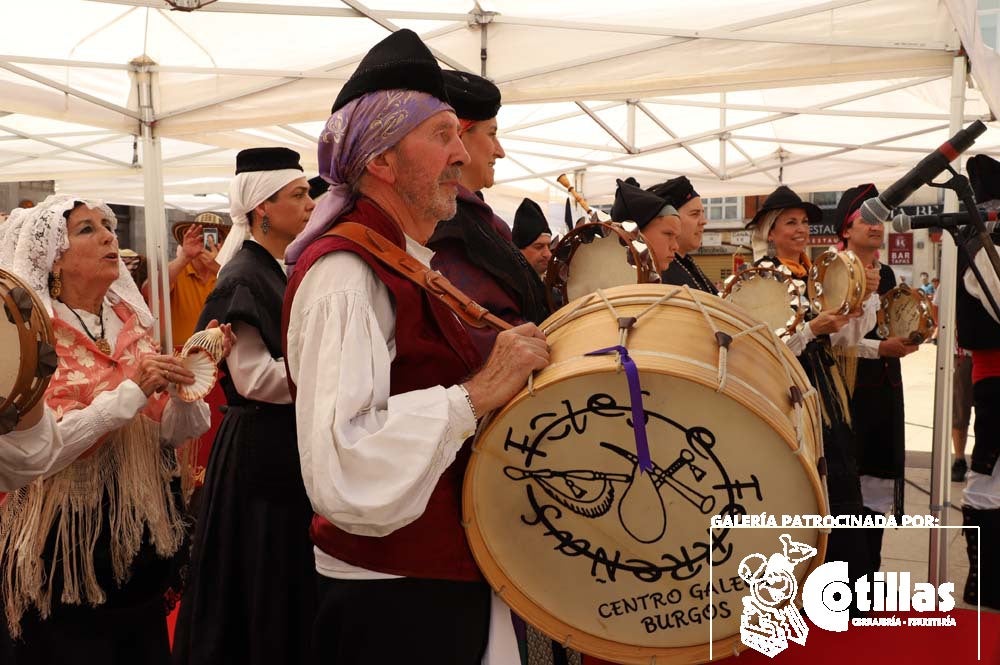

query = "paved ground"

[887,342,988,612]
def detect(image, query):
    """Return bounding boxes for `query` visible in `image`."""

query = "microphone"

[860,120,988,224]
[892,210,1000,233]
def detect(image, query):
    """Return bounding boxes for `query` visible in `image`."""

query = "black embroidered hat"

[746,185,822,229]
[308,175,329,200]
[442,70,501,121]
[234,147,303,174]
[647,175,699,210]
[834,183,879,236]
[611,178,674,230]
[967,154,1000,204]
[331,29,448,113]
[512,198,551,249]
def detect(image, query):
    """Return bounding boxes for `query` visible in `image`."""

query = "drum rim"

[808,249,866,315]
[722,266,806,337]
[543,222,659,311]
[878,282,936,343]
[0,268,55,433]
[463,284,829,664]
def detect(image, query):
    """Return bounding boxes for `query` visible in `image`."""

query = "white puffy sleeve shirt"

[285,236,477,539]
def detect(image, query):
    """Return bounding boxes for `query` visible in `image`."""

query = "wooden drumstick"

[556,173,596,219]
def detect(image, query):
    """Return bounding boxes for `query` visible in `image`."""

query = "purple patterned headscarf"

[285,89,453,265]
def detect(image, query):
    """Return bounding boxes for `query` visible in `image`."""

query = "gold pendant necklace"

[64,302,112,355]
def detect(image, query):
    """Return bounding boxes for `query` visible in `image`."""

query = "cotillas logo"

[738,533,958,658]
[737,534,817,657]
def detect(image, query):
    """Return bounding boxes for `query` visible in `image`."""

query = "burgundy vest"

[282,199,485,582]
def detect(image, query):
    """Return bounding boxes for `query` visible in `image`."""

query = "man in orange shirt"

[165,215,228,344]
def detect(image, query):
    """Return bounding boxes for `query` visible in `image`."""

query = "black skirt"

[799,340,875,581]
[8,476,185,665]
[172,402,315,665]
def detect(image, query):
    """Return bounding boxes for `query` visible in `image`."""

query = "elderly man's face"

[391,111,469,222]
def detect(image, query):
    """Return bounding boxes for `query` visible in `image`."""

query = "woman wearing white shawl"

[0,194,233,664]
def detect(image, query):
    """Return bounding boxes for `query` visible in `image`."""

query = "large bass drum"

[464,284,827,664]
[0,267,57,434]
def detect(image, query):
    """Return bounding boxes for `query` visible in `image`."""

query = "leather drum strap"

[325,222,512,332]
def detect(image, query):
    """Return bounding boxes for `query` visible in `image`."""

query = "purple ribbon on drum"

[584,345,652,474]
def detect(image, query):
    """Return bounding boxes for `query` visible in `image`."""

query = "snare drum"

[0,268,57,434]
[808,250,866,315]
[464,284,826,664]
[722,267,806,338]
[878,284,936,344]
[544,222,660,310]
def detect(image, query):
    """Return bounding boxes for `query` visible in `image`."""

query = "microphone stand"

[927,168,1000,323]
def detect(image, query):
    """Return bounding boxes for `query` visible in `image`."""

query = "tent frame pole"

[135,60,173,349]
[928,52,966,587]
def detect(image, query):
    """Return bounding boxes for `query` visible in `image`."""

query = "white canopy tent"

[2,0,1000,587]
[0,0,998,215]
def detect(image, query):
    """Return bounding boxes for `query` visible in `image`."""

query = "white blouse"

[0,299,210,491]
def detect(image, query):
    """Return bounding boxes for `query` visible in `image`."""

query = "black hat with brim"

[235,147,303,174]
[968,154,1000,204]
[746,185,822,229]
[442,70,501,121]
[834,183,879,236]
[512,198,551,249]
[331,29,448,113]
[647,175,699,210]
[612,178,670,230]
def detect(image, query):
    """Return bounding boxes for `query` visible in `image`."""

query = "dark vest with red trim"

[282,198,485,582]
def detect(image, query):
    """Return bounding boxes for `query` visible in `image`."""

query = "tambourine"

[877,284,936,344]
[722,266,806,338]
[808,250,866,315]
[0,267,58,434]
[465,284,826,664]
[543,221,660,310]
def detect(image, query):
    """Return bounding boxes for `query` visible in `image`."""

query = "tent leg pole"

[927,52,965,587]
[136,63,172,350]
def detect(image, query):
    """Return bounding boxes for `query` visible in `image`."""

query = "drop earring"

[261,215,271,235]
[49,271,62,298]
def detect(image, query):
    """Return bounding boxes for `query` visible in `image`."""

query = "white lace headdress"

[0,194,153,327]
